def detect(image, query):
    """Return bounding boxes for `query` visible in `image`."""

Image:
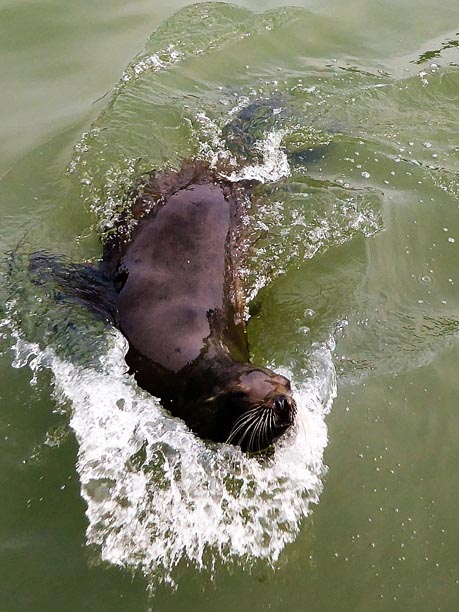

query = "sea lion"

[30,162,296,452]
[101,162,296,452]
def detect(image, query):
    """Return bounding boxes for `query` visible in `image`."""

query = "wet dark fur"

[33,162,296,452]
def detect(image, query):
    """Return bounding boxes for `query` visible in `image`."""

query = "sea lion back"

[115,182,231,372]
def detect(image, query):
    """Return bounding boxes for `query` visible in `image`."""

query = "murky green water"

[1,0,459,610]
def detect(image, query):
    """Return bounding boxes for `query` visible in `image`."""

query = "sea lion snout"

[272,395,296,425]
[222,368,296,452]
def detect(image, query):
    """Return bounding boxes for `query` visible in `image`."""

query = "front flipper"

[29,251,118,325]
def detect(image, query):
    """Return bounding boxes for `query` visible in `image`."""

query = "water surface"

[1,0,459,610]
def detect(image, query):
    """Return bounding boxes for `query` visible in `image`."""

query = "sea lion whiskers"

[225,411,260,444]
[249,410,264,452]
[256,407,274,451]
[226,417,259,446]
[233,410,264,449]
[248,412,262,452]
[252,407,271,451]
[229,403,262,437]
[269,410,276,445]
[226,407,261,445]
[227,404,277,452]
[260,408,273,449]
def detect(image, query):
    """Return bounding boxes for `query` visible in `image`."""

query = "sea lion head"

[218,366,297,452]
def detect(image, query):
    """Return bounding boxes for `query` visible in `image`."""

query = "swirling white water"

[3,304,336,587]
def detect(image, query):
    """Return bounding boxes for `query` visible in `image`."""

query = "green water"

[2,0,459,610]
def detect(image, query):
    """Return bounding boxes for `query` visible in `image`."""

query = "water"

[1,0,459,610]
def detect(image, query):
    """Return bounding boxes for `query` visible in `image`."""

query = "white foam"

[227,129,291,183]
[120,44,183,85]
[5,317,335,587]
[191,105,290,184]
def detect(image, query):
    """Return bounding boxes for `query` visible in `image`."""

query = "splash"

[4,312,335,587]
[227,128,290,183]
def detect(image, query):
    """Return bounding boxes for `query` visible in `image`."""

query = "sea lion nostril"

[274,396,290,414]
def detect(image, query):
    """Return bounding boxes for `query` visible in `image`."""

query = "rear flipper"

[222,98,285,162]
[29,251,118,325]
[221,97,334,167]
